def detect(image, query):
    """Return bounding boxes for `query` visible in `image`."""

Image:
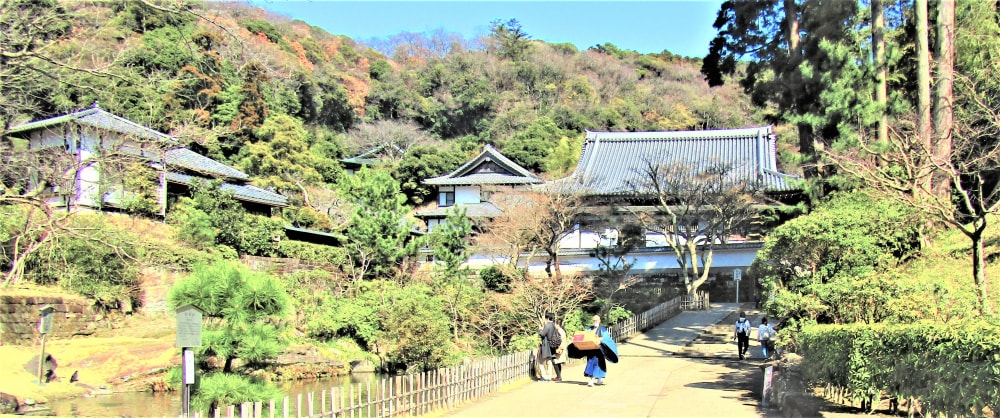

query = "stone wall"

[240,255,339,276]
[0,296,101,346]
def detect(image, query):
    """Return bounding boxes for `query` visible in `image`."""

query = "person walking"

[758,316,776,360]
[535,312,558,381]
[552,318,569,382]
[584,315,609,387]
[733,311,751,360]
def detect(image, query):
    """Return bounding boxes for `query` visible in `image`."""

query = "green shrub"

[168,203,216,249]
[797,320,1000,416]
[479,265,513,292]
[277,240,348,264]
[190,372,282,414]
[607,306,633,325]
[24,215,141,311]
[234,214,283,257]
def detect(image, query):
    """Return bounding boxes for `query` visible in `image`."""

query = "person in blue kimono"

[584,314,609,387]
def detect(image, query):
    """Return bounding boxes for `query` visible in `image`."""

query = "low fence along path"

[446,302,767,418]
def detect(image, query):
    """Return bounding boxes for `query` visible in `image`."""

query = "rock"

[350,360,376,373]
[0,392,18,413]
[23,398,35,406]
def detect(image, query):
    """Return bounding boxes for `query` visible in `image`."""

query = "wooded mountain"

[1,0,765,217]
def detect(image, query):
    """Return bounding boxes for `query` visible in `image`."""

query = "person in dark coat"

[535,312,557,381]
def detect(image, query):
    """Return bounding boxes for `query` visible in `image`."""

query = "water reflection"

[42,373,380,417]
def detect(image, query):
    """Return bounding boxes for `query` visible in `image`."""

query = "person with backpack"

[758,316,776,359]
[535,312,559,381]
[733,311,752,360]
[551,318,568,382]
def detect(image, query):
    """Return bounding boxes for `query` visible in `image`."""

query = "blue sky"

[254,1,726,58]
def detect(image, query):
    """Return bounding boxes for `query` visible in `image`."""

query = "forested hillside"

[1,0,762,223]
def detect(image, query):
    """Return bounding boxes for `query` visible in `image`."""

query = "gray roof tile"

[555,127,801,195]
[6,106,175,142]
[165,172,288,207]
[424,145,542,186]
[165,148,250,180]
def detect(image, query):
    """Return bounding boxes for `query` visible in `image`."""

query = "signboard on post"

[38,305,54,334]
[37,305,55,384]
[733,269,742,304]
[175,305,203,348]
[175,304,203,417]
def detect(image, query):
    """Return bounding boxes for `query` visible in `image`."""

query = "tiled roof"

[164,148,250,181]
[341,143,404,166]
[424,145,542,186]
[165,172,288,207]
[553,127,801,195]
[5,106,175,142]
[415,202,504,218]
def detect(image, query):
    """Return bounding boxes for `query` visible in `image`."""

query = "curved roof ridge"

[584,126,772,141]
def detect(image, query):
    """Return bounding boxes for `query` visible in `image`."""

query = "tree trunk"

[916,0,933,196]
[783,0,800,54]
[970,228,994,315]
[872,0,888,144]
[932,0,955,200]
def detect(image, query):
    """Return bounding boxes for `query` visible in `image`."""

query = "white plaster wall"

[461,246,760,277]
[455,186,480,204]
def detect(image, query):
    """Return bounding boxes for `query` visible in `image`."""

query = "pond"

[34,373,381,417]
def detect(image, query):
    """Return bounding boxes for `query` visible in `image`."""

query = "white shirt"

[758,323,775,341]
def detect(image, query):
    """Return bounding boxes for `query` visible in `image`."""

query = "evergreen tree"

[338,168,415,281]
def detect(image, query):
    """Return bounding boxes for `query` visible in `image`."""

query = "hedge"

[797,321,1000,416]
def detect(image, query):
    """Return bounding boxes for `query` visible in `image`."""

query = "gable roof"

[341,143,405,167]
[555,126,801,195]
[5,105,175,143]
[424,145,543,186]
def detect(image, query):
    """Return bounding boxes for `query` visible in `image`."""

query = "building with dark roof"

[554,126,801,199]
[415,145,543,231]
[4,105,288,215]
[548,126,804,249]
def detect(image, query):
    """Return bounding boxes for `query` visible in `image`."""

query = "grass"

[902,215,1000,315]
[0,324,177,404]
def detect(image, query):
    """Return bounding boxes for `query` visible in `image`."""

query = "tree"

[338,168,416,281]
[702,0,861,183]
[489,19,532,61]
[167,260,289,412]
[393,144,465,205]
[239,114,324,197]
[830,73,1000,316]
[628,159,762,296]
[427,207,478,339]
[0,0,73,131]
[751,191,923,323]
[589,226,642,320]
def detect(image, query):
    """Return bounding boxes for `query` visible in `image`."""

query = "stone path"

[445,303,779,418]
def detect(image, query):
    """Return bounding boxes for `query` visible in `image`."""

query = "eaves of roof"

[166,172,288,207]
[6,106,175,143]
[164,148,250,181]
[415,202,504,218]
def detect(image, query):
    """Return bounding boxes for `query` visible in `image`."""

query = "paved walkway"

[446,303,774,418]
